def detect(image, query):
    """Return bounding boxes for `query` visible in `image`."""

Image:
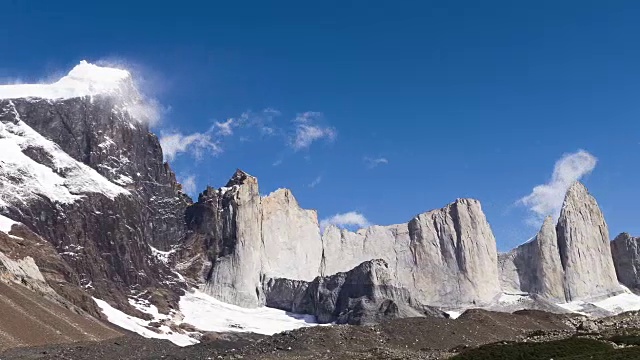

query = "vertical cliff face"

[533,216,565,300]
[498,216,564,301]
[320,199,501,307]
[611,233,640,291]
[556,182,621,301]
[499,182,622,302]
[197,170,325,308]
[261,188,323,281]
[190,172,501,308]
[406,199,501,306]
[203,170,264,308]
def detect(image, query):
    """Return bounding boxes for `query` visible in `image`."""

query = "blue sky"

[2,0,640,250]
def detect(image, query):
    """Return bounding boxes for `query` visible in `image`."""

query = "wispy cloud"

[214,118,235,136]
[178,175,197,197]
[517,149,597,225]
[272,159,283,167]
[290,112,337,151]
[364,156,389,169]
[159,131,221,161]
[320,211,370,232]
[308,176,322,188]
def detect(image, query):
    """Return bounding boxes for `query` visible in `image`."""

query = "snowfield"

[94,289,319,347]
[93,297,197,346]
[179,289,318,335]
[558,287,640,315]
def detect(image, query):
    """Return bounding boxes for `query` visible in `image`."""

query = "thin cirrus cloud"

[320,211,370,232]
[517,149,597,226]
[307,176,322,188]
[290,112,337,151]
[364,156,389,169]
[159,109,337,162]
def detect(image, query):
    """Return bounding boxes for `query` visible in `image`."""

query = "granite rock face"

[611,233,640,291]
[264,259,447,325]
[556,182,621,301]
[190,171,324,308]
[498,216,564,301]
[187,174,501,309]
[499,182,622,302]
[321,199,501,307]
[261,189,323,281]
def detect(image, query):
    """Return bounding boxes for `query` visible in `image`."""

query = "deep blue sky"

[2,0,640,250]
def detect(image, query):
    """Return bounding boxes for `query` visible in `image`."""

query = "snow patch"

[93,297,197,347]
[497,292,530,305]
[0,101,129,207]
[592,291,640,313]
[0,214,18,233]
[556,287,640,316]
[0,61,131,100]
[445,311,462,319]
[149,245,174,265]
[179,289,319,335]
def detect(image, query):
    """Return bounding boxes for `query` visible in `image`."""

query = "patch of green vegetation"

[609,334,640,346]
[451,338,614,360]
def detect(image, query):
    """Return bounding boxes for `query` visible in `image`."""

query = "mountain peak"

[0,61,134,101]
[225,169,256,187]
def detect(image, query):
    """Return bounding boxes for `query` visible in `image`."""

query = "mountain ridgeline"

[2,62,640,333]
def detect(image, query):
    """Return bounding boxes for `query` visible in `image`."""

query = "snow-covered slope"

[557,287,640,316]
[0,214,18,233]
[180,290,318,335]
[94,289,319,347]
[0,101,128,209]
[0,61,132,100]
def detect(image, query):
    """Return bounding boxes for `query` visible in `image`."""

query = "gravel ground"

[1,309,585,360]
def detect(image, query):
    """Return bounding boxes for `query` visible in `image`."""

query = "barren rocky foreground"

[5,309,640,360]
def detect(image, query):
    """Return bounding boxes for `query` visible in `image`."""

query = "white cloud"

[308,176,322,188]
[517,149,597,225]
[272,159,283,167]
[178,175,197,196]
[290,112,337,151]
[320,211,370,232]
[364,157,389,168]
[214,118,235,136]
[159,131,221,161]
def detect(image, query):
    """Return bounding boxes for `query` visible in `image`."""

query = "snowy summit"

[0,61,132,100]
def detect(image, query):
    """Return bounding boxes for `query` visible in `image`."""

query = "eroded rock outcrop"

[264,259,447,325]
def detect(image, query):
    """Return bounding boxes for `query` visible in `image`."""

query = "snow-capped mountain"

[2,61,640,348]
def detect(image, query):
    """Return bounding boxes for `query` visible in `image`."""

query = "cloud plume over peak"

[518,149,597,225]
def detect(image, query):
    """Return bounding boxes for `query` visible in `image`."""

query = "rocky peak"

[556,181,621,301]
[611,232,640,291]
[226,169,256,187]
